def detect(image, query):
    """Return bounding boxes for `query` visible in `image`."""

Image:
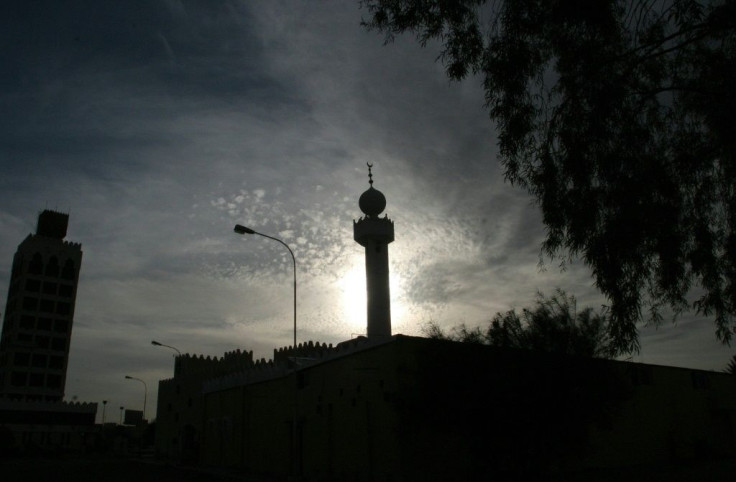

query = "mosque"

[154,167,736,481]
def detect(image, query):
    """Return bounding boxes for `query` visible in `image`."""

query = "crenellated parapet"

[173,341,338,381]
[0,398,97,413]
[61,240,83,250]
[162,337,394,396]
[203,340,336,394]
[220,348,255,371]
[201,336,396,394]
[19,235,81,250]
[172,349,255,379]
[273,340,335,364]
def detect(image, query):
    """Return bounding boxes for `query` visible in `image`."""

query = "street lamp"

[119,406,124,425]
[233,223,299,476]
[151,340,182,356]
[233,224,297,349]
[102,400,107,424]
[124,375,147,422]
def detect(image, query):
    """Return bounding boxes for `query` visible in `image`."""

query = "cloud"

[0,0,731,419]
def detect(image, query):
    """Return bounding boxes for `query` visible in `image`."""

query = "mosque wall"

[155,349,254,463]
[158,335,736,481]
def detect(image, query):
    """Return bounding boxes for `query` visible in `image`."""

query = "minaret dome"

[359,187,386,217]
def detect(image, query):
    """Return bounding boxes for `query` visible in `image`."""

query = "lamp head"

[234,224,256,235]
[151,340,161,346]
[125,375,132,379]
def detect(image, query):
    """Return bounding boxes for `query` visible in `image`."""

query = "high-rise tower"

[0,210,83,401]
[354,164,394,338]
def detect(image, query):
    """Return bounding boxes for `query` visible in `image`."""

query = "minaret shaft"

[363,240,391,337]
[354,217,394,338]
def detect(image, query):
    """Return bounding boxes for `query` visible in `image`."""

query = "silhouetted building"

[0,210,83,401]
[0,398,97,452]
[354,164,394,338]
[154,170,736,479]
[0,210,95,453]
[155,336,736,481]
[122,409,144,426]
[155,349,256,464]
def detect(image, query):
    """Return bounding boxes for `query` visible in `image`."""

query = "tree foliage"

[425,289,621,357]
[726,354,736,374]
[362,0,736,353]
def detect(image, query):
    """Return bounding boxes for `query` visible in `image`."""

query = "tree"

[416,291,631,477]
[425,289,620,357]
[726,354,736,374]
[362,0,736,353]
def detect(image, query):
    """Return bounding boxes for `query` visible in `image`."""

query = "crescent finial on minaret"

[367,162,374,186]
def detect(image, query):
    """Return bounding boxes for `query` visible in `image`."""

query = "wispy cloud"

[0,1,731,417]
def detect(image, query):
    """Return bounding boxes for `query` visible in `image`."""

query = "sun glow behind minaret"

[340,257,406,336]
[340,259,367,334]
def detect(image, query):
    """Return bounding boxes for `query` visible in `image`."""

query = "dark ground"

[0,455,277,482]
[554,459,736,482]
[2,454,735,481]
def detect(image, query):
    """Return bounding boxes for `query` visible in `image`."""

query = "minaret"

[354,163,394,338]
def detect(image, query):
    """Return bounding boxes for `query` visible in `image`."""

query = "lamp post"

[102,400,107,424]
[124,375,147,422]
[233,224,297,349]
[151,340,182,356]
[119,406,124,425]
[233,223,299,476]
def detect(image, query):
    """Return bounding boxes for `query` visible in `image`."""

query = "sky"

[1,1,733,422]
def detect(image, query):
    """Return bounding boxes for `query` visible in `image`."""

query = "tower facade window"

[13,352,30,367]
[58,284,73,297]
[40,299,55,313]
[29,373,44,387]
[46,374,61,388]
[48,356,64,369]
[54,319,69,333]
[11,372,27,387]
[42,282,57,295]
[45,257,60,277]
[23,297,38,311]
[20,316,34,330]
[37,318,52,331]
[25,279,41,292]
[29,253,43,275]
[51,338,66,351]
[31,354,47,368]
[56,302,71,315]
[61,259,75,280]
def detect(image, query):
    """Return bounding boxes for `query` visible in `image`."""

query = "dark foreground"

[0,455,275,482]
[2,455,735,481]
